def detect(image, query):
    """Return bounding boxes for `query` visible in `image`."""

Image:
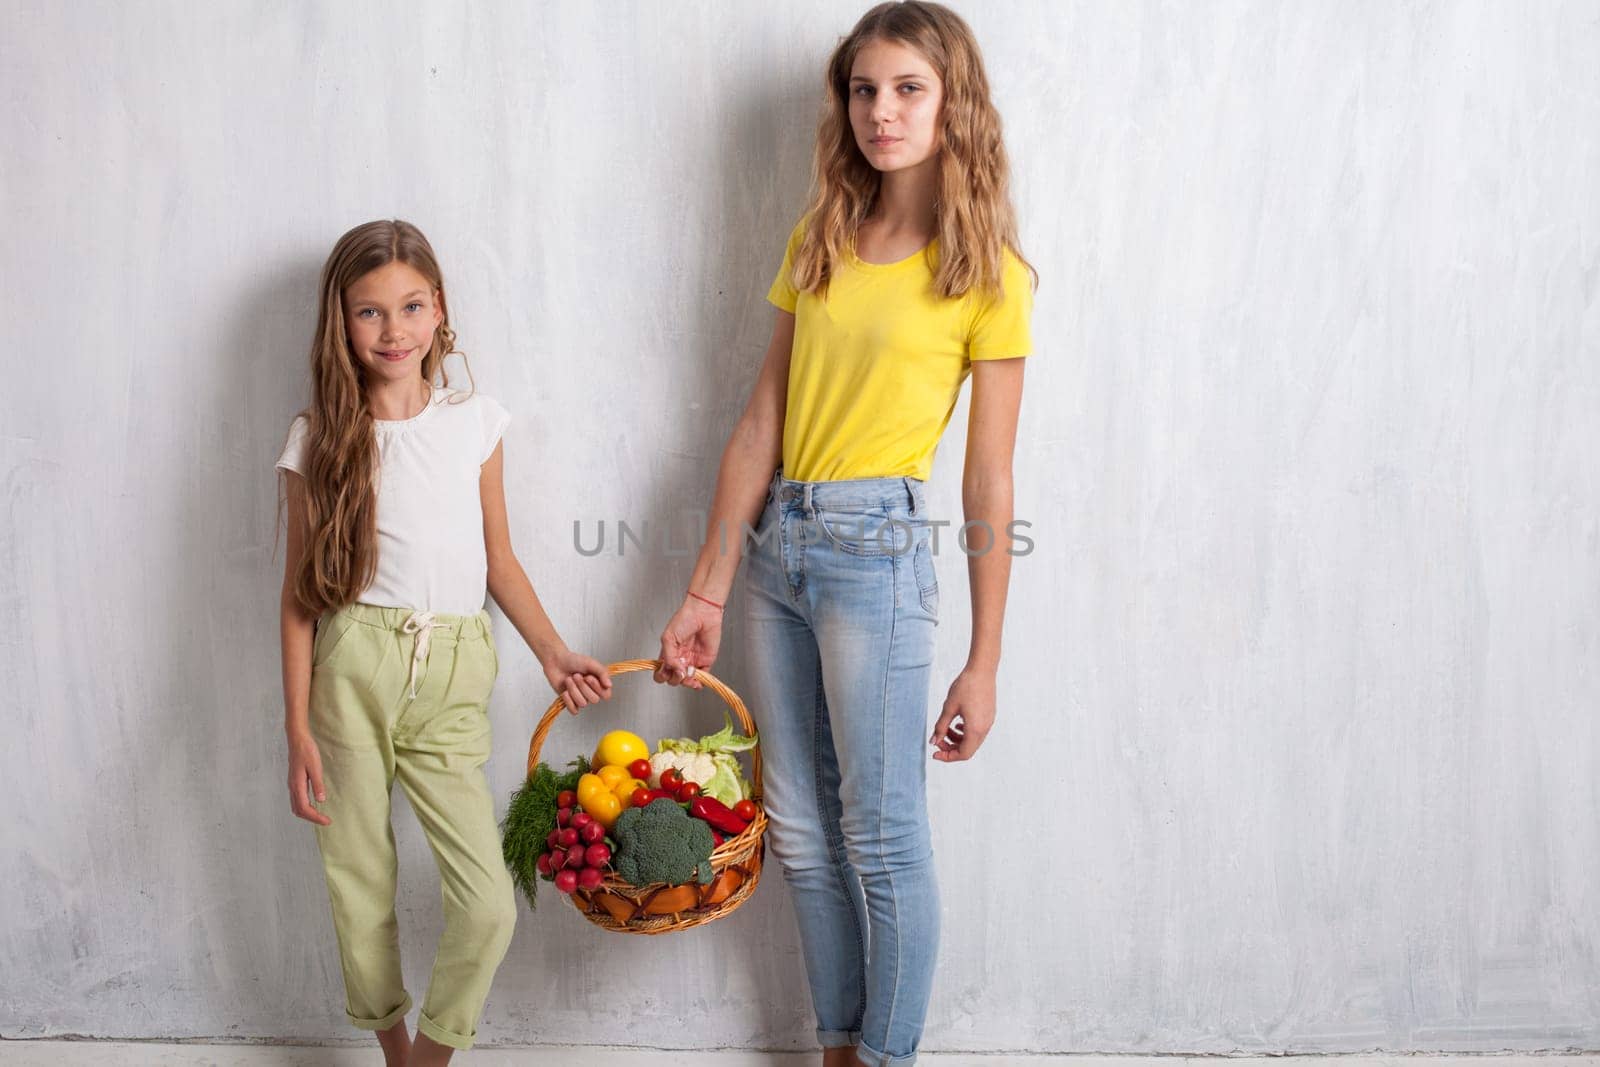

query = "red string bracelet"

[687,590,725,611]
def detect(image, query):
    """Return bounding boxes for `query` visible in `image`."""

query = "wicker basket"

[525,658,766,934]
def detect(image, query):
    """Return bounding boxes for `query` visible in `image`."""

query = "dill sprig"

[502,756,590,911]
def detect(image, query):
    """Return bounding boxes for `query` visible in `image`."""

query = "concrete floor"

[2,1051,1596,1067]
[0,1046,1031,1065]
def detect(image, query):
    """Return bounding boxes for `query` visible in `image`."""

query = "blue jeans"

[743,470,941,1067]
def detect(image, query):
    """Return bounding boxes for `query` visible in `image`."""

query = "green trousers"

[308,603,516,1050]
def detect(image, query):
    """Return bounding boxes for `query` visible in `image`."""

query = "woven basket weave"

[525,659,766,934]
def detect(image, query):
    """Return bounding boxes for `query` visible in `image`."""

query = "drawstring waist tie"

[401,610,440,698]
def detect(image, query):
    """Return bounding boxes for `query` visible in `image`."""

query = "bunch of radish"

[536,792,613,895]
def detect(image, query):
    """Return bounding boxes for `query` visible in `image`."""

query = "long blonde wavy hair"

[792,0,1034,299]
[287,219,470,615]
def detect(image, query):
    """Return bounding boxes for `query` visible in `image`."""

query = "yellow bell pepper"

[612,777,648,805]
[596,764,631,789]
[586,791,623,830]
[576,773,609,813]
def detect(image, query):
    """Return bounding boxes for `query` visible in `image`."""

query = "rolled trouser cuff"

[347,993,411,1032]
[418,1009,476,1050]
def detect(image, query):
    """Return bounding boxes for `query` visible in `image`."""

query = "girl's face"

[848,37,944,175]
[343,261,443,384]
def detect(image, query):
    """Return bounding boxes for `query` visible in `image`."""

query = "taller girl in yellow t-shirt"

[655,4,1034,1065]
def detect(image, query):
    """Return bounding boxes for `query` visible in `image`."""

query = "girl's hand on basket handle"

[931,668,996,762]
[287,729,332,826]
[654,594,723,689]
[545,647,614,714]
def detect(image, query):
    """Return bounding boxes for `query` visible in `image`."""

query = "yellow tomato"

[592,730,650,771]
[587,791,623,830]
[596,764,631,789]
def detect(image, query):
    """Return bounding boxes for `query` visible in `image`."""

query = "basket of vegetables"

[501,659,766,934]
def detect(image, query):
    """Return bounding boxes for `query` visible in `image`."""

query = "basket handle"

[525,658,763,799]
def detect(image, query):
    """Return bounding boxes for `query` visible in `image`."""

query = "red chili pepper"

[690,796,749,835]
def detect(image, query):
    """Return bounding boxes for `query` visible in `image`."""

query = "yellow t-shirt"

[766,221,1033,482]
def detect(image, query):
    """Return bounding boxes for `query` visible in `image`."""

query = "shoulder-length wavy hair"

[791,0,1035,299]
[286,219,471,616]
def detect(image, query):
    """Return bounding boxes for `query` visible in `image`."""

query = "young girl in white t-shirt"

[276,219,612,1066]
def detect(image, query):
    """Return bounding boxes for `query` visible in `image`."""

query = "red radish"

[579,821,605,845]
[565,846,585,869]
[554,869,578,894]
[556,806,573,828]
[577,867,604,891]
[558,827,579,849]
[585,843,611,867]
[536,852,555,876]
[571,812,594,830]
[546,830,561,850]
[556,790,576,809]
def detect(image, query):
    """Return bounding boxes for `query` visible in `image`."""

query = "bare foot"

[376,1018,411,1067]
[408,1032,456,1067]
[822,1046,860,1067]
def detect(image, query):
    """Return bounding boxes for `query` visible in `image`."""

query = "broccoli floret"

[612,798,715,886]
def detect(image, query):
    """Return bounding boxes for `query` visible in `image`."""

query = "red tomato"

[660,769,682,792]
[677,782,702,801]
[631,787,654,808]
[628,759,653,781]
[733,799,758,823]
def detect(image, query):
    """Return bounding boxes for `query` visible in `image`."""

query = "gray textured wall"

[3,0,1597,1054]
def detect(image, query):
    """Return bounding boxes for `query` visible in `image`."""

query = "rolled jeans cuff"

[856,1037,919,1066]
[818,1026,863,1048]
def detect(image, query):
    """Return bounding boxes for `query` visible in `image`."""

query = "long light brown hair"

[791,0,1034,299]
[287,219,469,615]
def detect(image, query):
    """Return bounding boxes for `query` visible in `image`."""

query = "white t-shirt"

[275,387,511,616]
